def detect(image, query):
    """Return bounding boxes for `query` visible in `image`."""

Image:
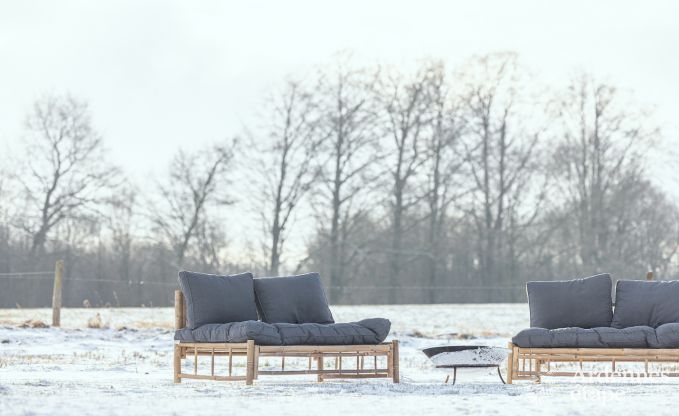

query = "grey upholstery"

[178,271,258,329]
[274,319,390,345]
[174,318,391,346]
[254,273,334,324]
[526,274,613,329]
[174,321,282,345]
[513,325,679,348]
[512,326,658,348]
[655,323,679,348]
[612,280,679,328]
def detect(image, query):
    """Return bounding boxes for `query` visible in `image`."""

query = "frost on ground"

[1,304,677,415]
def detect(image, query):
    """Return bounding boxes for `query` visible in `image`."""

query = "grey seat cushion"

[512,326,661,348]
[526,274,613,329]
[275,319,390,345]
[174,321,282,345]
[612,280,679,328]
[655,323,679,348]
[174,318,391,346]
[178,270,258,329]
[254,273,334,324]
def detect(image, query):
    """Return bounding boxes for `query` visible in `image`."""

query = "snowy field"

[1,304,678,415]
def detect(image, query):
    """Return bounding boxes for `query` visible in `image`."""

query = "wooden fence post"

[646,271,654,281]
[52,260,64,327]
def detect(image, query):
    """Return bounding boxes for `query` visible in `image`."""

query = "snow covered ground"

[1,304,677,415]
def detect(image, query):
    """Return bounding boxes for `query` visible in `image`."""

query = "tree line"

[1,52,677,307]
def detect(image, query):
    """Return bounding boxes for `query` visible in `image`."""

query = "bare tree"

[15,95,120,257]
[0,170,13,272]
[553,74,659,272]
[256,80,321,275]
[194,218,228,272]
[460,54,547,298]
[625,183,679,276]
[152,142,235,268]
[422,63,465,302]
[108,185,137,283]
[380,65,433,302]
[313,58,381,301]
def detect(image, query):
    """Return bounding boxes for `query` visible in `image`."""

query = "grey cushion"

[527,274,613,329]
[254,273,334,324]
[512,326,659,348]
[174,321,282,345]
[178,270,258,329]
[655,323,679,348]
[275,319,390,345]
[612,280,679,328]
[174,319,391,346]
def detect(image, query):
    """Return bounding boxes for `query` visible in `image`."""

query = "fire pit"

[422,345,508,384]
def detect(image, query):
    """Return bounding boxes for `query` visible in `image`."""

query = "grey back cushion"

[178,270,258,329]
[527,273,613,329]
[254,273,334,324]
[612,280,679,328]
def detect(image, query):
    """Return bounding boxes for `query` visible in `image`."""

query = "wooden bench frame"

[507,342,679,383]
[173,290,399,385]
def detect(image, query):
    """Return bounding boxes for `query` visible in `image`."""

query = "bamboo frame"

[173,290,399,385]
[507,342,679,383]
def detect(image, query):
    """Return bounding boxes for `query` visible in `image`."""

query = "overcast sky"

[1,0,678,180]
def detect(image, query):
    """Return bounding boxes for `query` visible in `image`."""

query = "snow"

[1,304,678,415]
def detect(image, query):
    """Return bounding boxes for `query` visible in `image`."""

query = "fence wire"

[0,271,526,290]
[0,273,177,286]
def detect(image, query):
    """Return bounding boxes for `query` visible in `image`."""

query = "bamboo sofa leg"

[246,340,255,386]
[392,340,400,383]
[506,343,513,384]
[174,344,182,383]
[317,355,324,382]
[254,346,260,380]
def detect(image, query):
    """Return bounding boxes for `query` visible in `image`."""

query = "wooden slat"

[392,340,400,383]
[254,346,260,380]
[321,373,390,379]
[179,374,247,381]
[178,342,249,349]
[539,371,679,378]
[258,344,391,353]
[517,347,679,356]
[256,352,388,358]
[257,369,390,376]
[189,351,248,357]
[193,345,198,375]
[228,346,233,376]
[519,355,679,363]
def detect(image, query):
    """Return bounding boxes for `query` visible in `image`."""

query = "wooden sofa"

[507,343,679,383]
[173,290,400,385]
[506,272,679,383]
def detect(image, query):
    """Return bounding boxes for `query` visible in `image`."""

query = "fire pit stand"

[422,345,508,385]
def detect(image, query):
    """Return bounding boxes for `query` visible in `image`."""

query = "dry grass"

[19,319,48,328]
[127,321,174,330]
[87,313,106,329]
